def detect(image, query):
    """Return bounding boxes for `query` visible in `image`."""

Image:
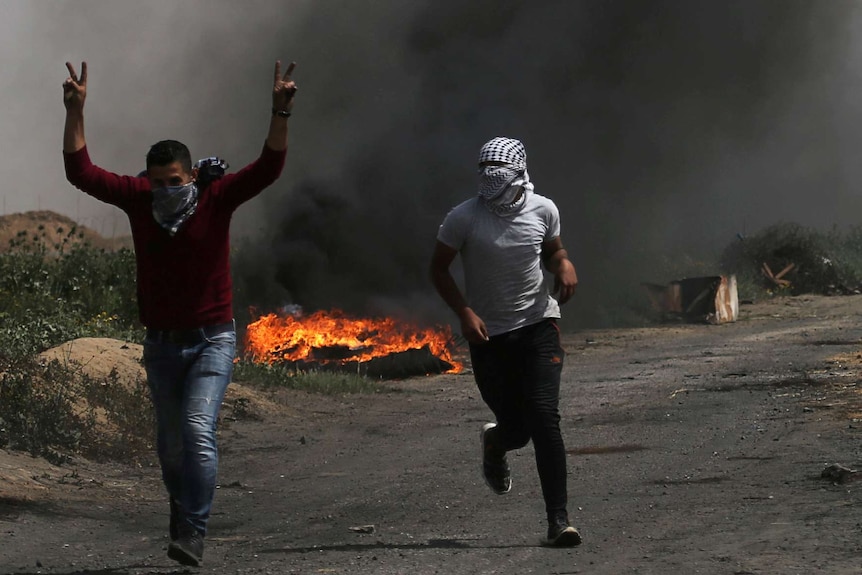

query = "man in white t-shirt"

[430,137,581,547]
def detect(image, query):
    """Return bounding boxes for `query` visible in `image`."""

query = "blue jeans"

[143,326,236,536]
[469,319,568,520]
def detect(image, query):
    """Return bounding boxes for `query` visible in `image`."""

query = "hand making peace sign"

[272,60,298,114]
[63,61,87,112]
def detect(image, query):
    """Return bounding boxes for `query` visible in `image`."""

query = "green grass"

[232,360,393,395]
[0,227,142,358]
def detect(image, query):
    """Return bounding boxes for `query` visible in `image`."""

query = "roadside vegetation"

[0,225,383,463]
[720,222,862,300]
[632,223,862,322]
[4,219,862,463]
[0,227,146,463]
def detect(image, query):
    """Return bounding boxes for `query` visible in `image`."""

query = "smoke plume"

[5,1,861,328]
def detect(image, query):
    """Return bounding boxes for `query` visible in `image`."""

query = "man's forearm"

[430,268,471,319]
[63,110,85,153]
[543,248,570,274]
[265,114,289,151]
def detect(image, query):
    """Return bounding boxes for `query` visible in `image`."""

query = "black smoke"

[235,0,857,329]
[24,1,857,329]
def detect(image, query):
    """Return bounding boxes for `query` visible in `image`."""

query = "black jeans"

[470,318,568,519]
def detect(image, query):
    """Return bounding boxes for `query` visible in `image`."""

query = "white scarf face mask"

[476,137,533,215]
[478,165,532,215]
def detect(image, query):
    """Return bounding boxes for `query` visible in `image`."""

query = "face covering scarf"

[479,138,533,216]
[477,137,533,215]
[152,181,199,236]
[478,165,532,215]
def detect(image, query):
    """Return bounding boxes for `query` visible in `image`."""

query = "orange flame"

[244,309,463,373]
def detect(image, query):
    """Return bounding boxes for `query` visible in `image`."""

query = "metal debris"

[821,463,858,484]
[643,275,738,324]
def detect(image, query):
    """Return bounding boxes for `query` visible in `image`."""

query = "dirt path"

[3,295,862,574]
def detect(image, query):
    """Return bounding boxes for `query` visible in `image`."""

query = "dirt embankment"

[0,210,132,253]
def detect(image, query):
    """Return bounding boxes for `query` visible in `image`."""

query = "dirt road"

[3,295,862,574]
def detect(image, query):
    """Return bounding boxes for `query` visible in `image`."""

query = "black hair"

[146,140,192,172]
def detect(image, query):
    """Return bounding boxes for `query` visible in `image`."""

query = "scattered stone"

[821,463,858,484]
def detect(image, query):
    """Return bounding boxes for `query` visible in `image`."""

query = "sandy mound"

[0,210,132,253]
[0,337,289,501]
[0,450,67,500]
[39,337,145,387]
[37,337,286,419]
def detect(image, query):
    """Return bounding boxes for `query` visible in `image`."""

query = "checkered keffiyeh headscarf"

[478,137,527,171]
[477,137,533,214]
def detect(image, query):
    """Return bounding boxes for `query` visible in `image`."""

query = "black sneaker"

[481,423,511,494]
[544,513,582,547]
[167,522,204,566]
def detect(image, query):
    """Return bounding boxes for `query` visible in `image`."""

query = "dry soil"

[2,295,862,574]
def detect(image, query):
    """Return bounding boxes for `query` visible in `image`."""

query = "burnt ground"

[3,294,862,574]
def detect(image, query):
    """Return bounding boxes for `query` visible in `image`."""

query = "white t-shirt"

[437,191,562,336]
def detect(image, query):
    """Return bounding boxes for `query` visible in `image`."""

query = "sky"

[4,0,862,328]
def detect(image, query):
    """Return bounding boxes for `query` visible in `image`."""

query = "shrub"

[0,228,141,359]
[0,353,154,463]
[720,223,862,298]
[0,354,91,463]
[0,230,146,460]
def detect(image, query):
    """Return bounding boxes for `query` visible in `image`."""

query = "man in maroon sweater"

[62,60,297,567]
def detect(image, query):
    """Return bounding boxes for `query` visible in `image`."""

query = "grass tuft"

[232,360,391,395]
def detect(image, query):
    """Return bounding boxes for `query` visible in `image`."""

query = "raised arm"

[266,60,298,151]
[63,61,87,153]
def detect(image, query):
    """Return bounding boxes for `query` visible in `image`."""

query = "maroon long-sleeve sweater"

[64,143,286,330]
